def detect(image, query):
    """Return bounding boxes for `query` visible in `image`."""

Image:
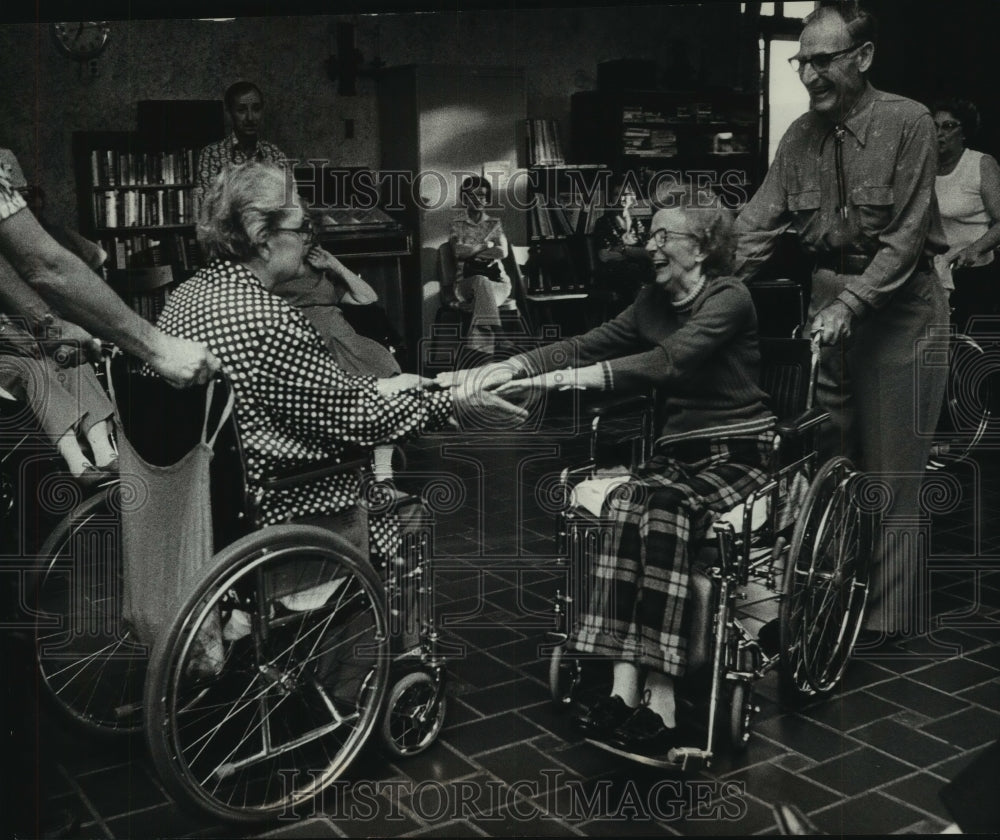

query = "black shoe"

[570,694,633,738]
[606,705,681,757]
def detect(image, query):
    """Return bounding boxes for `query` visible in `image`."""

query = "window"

[741,1,813,17]
[767,38,810,164]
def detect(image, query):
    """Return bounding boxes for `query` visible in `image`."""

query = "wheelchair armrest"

[775,406,829,439]
[583,392,654,419]
[260,455,370,491]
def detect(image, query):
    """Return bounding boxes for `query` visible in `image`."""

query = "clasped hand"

[810,299,854,346]
[384,365,529,427]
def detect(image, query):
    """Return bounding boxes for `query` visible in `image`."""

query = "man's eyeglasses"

[935,120,962,132]
[274,220,316,244]
[788,43,862,75]
[651,228,697,246]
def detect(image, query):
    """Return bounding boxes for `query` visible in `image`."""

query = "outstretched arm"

[0,205,219,386]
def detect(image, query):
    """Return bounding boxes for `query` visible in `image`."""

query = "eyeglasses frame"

[788,42,865,76]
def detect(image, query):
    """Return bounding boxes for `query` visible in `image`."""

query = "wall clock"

[51,22,111,61]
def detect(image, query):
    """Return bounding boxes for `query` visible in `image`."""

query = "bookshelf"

[73,131,201,276]
[570,89,760,207]
[71,101,224,320]
[524,120,609,301]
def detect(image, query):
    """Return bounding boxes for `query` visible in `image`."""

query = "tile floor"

[19,405,1000,838]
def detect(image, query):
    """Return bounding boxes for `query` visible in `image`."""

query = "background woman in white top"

[933,99,1000,333]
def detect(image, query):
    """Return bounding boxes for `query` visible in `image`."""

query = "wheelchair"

[546,337,876,770]
[26,355,447,824]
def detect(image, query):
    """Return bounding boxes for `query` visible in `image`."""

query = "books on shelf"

[88,148,197,187]
[92,187,198,228]
[100,229,201,271]
[525,119,565,166]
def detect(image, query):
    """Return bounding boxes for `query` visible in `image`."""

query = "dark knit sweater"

[517,277,773,445]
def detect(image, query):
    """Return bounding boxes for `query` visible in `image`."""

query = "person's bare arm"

[0,206,219,386]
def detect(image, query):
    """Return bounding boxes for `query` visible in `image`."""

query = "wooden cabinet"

[377,65,526,355]
[571,89,760,207]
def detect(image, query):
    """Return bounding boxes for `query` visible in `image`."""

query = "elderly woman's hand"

[305,246,345,275]
[494,368,581,399]
[450,378,530,429]
[376,373,435,395]
[436,361,520,392]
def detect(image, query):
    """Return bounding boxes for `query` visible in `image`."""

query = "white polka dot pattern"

[156,260,453,526]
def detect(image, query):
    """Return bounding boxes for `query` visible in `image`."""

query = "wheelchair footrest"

[585,738,709,770]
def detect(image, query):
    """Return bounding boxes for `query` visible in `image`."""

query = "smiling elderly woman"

[480,190,775,757]
[156,162,525,553]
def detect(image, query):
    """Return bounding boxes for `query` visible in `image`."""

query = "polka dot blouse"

[156,260,453,526]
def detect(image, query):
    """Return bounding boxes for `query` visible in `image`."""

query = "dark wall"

[0,4,746,230]
[868,0,1000,158]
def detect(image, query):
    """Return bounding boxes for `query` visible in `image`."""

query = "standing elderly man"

[735,1,950,644]
[196,80,288,204]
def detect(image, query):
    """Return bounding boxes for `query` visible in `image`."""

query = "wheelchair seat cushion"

[570,474,769,532]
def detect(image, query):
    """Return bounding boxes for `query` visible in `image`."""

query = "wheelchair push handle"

[806,331,822,410]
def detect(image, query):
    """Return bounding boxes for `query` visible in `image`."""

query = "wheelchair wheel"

[144,525,390,824]
[778,456,871,707]
[380,669,446,757]
[548,642,581,708]
[33,487,147,736]
[727,680,753,752]
[930,332,993,467]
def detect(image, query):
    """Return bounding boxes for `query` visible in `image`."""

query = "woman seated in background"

[447,175,512,361]
[156,161,526,553]
[475,191,775,756]
[272,242,401,379]
[933,98,1000,334]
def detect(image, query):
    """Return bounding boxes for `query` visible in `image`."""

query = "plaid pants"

[570,432,772,676]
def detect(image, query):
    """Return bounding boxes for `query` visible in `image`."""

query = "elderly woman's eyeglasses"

[651,229,697,246]
[935,120,962,132]
[788,43,861,75]
[274,221,316,245]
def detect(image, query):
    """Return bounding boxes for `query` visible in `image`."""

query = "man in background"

[195,80,288,204]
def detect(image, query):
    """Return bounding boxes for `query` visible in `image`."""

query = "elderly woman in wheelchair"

[30,160,528,824]
[485,193,778,756]
[482,192,872,767]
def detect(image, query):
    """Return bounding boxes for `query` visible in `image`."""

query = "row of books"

[623,102,757,126]
[89,148,198,187]
[528,194,602,241]
[99,230,202,271]
[525,119,565,166]
[93,188,198,228]
[120,284,174,323]
[622,127,678,158]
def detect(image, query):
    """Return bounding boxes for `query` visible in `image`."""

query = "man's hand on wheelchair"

[148,333,222,388]
[810,299,854,346]
[38,317,102,367]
